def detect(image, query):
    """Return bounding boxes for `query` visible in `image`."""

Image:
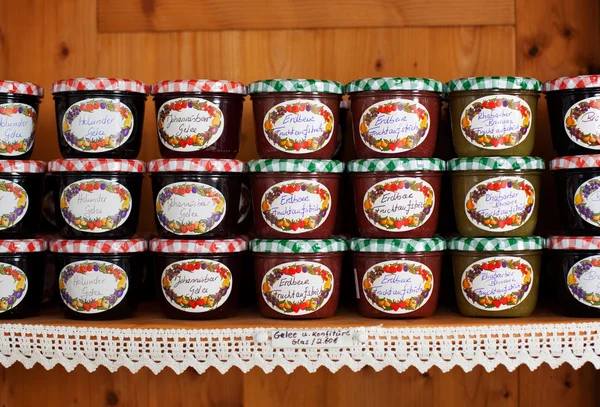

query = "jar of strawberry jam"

[151,79,246,159]
[52,78,149,159]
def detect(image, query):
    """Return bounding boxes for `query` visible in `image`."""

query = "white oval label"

[261,261,334,315]
[564,97,600,149]
[359,99,430,153]
[238,183,251,224]
[0,263,27,312]
[156,182,226,235]
[567,255,600,307]
[460,95,531,150]
[60,179,132,233]
[0,103,36,156]
[263,99,334,154]
[62,98,134,153]
[461,256,533,311]
[465,177,535,231]
[161,259,232,313]
[58,260,128,314]
[362,260,433,314]
[157,98,224,152]
[363,177,434,231]
[574,176,600,227]
[0,180,28,230]
[261,180,330,234]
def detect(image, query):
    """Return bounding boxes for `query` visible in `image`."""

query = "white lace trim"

[0,321,598,374]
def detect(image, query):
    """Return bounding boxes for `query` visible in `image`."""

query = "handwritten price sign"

[271,329,355,348]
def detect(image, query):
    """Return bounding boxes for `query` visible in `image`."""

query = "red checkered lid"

[0,160,46,173]
[51,78,150,95]
[48,159,146,173]
[0,80,44,97]
[547,236,600,250]
[49,238,147,254]
[150,237,248,253]
[151,79,247,95]
[148,159,244,173]
[543,75,600,92]
[0,238,47,253]
[550,155,600,170]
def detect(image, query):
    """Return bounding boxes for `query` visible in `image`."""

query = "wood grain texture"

[98,0,515,33]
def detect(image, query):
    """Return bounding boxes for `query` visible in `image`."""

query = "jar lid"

[350,237,446,252]
[347,158,446,172]
[448,156,545,171]
[149,237,248,253]
[543,75,600,92]
[547,236,600,250]
[0,238,47,253]
[346,77,443,93]
[251,238,347,253]
[48,159,146,173]
[49,238,147,254]
[0,160,46,173]
[248,79,344,95]
[247,159,344,173]
[51,78,150,95]
[0,80,44,97]
[445,76,543,93]
[150,79,247,95]
[148,158,244,173]
[550,155,600,170]
[448,237,545,251]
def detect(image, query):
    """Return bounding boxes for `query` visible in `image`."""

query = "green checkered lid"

[445,76,543,93]
[448,156,545,171]
[347,158,446,172]
[248,79,344,95]
[346,77,443,93]
[247,159,344,173]
[251,238,348,253]
[448,237,545,251]
[350,238,446,253]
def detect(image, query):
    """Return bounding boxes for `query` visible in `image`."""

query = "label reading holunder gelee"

[362,260,433,314]
[0,263,27,312]
[363,177,434,232]
[156,182,226,235]
[461,256,533,311]
[263,99,334,154]
[261,261,334,315]
[62,98,134,153]
[567,255,600,308]
[465,176,535,232]
[564,96,600,149]
[60,179,132,233]
[261,180,331,234]
[460,95,531,150]
[0,180,28,230]
[359,99,430,153]
[59,260,128,314]
[573,176,600,227]
[157,98,224,152]
[161,259,232,313]
[0,103,36,156]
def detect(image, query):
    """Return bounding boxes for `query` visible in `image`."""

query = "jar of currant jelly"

[248,79,344,159]
[50,238,146,320]
[0,80,44,159]
[150,237,247,320]
[149,159,243,238]
[0,160,45,238]
[51,78,149,159]
[151,79,246,159]
[346,77,443,158]
[48,159,145,238]
[0,238,47,319]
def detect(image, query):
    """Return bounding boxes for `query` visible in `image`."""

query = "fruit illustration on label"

[0,103,37,156]
[564,97,600,149]
[574,176,600,227]
[567,256,600,307]
[0,180,28,230]
[0,263,27,312]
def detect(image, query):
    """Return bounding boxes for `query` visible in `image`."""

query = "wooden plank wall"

[0,0,598,406]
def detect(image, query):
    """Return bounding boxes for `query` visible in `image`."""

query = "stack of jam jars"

[247,79,347,319]
[545,75,600,317]
[147,79,249,320]
[345,77,447,319]
[445,76,545,317]
[48,78,149,320]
